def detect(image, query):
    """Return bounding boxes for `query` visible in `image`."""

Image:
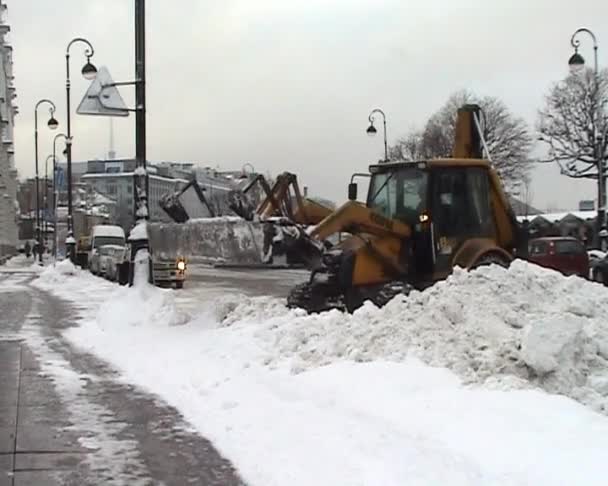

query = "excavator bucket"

[159,180,216,222]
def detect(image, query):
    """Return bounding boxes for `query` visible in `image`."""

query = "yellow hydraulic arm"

[308,200,411,241]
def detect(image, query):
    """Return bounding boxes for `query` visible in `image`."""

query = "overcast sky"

[7,0,608,210]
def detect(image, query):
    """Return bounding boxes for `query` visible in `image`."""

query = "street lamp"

[34,99,59,264]
[241,162,256,178]
[52,133,67,260]
[44,154,54,250]
[65,37,97,261]
[568,28,603,245]
[366,108,388,162]
[53,133,68,260]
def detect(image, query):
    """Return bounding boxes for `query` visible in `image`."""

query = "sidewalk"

[0,340,92,486]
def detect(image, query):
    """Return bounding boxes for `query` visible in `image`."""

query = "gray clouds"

[9,0,608,209]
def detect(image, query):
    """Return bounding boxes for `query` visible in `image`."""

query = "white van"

[90,225,126,249]
[89,225,126,273]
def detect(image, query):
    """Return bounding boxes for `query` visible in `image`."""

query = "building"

[0,1,18,258]
[80,159,187,231]
[518,210,596,247]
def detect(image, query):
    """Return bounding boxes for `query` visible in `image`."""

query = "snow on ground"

[31,259,608,486]
[1,254,46,273]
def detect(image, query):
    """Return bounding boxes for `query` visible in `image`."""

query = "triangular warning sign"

[76,66,130,117]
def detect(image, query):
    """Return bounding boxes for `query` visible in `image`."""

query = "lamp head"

[47,116,59,130]
[81,58,98,80]
[568,51,586,74]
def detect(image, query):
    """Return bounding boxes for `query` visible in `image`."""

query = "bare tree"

[388,130,426,161]
[521,175,534,218]
[391,90,534,189]
[538,68,608,181]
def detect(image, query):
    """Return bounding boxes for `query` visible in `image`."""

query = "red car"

[528,237,589,277]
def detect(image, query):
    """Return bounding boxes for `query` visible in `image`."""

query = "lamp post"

[34,99,59,264]
[568,28,604,247]
[366,108,388,163]
[44,154,54,252]
[65,37,97,261]
[52,133,67,260]
[128,0,151,286]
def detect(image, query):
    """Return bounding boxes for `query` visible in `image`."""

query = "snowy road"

[0,267,244,486]
[184,264,308,296]
[177,264,308,315]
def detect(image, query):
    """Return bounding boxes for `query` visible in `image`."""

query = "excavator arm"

[230,171,334,225]
[308,200,411,241]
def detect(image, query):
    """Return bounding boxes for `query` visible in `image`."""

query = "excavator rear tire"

[472,252,510,269]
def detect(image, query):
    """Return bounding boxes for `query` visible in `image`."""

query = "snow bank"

[35,254,188,329]
[224,261,608,413]
[35,258,608,486]
[37,259,81,284]
[96,280,189,330]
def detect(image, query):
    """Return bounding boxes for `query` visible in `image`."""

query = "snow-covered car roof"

[92,225,125,238]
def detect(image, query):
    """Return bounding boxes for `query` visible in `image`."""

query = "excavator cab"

[363,159,511,285]
[287,104,521,313]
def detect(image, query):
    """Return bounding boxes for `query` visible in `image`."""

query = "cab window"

[432,168,493,237]
[367,167,428,224]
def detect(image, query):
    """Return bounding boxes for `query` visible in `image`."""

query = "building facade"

[80,159,187,231]
[0,1,18,258]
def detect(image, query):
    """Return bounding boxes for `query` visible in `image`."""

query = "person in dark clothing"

[24,241,31,258]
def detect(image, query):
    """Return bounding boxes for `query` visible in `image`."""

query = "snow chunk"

[521,316,585,375]
[129,221,148,241]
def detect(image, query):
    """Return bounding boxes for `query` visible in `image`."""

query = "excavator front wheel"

[344,281,412,313]
[287,281,345,314]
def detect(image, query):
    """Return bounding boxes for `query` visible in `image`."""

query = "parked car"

[104,246,127,282]
[528,237,589,277]
[88,247,102,275]
[588,250,607,280]
[98,245,126,279]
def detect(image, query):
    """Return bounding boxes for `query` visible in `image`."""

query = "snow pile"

[98,252,188,329]
[227,260,608,413]
[96,283,189,329]
[38,259,81,283]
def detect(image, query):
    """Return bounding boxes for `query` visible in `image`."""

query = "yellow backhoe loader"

[286,104,525,312]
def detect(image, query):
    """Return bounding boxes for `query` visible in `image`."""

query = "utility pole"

[129,0,151,284]
[135,0,147,216]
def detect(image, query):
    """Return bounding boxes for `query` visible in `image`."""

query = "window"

[92,236,125,248]
[368,172,397,219]
[368,167,427,223]
[529,241,548,255]
[466,168,494,234]
[106,184,117,195]
[555,239,584,255]
[432,168,493,237]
